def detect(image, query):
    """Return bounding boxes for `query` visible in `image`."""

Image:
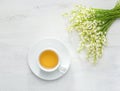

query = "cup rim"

[37,49,60,72]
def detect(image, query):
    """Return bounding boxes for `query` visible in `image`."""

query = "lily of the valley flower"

[65,0,120,63]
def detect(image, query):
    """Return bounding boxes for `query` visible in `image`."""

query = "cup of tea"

[37,49,66,73]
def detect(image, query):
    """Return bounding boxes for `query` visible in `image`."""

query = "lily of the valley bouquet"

[65,0,120,63]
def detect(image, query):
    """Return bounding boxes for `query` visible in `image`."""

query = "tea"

[39,50,58,69]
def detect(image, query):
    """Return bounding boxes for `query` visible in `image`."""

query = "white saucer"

[28,39,71,80]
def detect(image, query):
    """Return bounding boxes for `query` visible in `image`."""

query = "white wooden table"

[0,0,120,91]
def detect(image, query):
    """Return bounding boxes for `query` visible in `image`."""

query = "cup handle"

[59,65,67,73]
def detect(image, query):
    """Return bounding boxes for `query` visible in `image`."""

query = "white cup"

[37,49,66,73]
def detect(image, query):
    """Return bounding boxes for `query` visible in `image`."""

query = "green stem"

[100,19,115,33]
[113,0,120,9]
[95,11,120,20]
